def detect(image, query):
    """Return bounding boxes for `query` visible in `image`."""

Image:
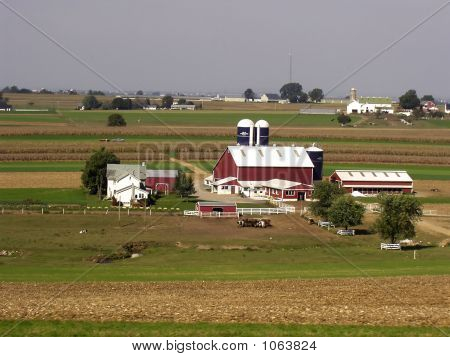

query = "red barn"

[206,145,315,200]
[195,201,238,217]
[145,170,178,194]
[329,170,413,195]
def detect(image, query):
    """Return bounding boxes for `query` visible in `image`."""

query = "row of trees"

[399,90,437,109]
[310,181,423,243]
[81,94,184,110]
[244,83,324,103]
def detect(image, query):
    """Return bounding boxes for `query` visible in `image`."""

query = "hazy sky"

[2,0,449,98]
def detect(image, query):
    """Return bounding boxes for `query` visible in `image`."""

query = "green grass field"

[2,110,450,129]
[0,215,448,282]
[0,320,447,337]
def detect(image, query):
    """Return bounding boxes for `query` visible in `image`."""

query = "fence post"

[42,208,44,215]
[127,208,130,216]
[63,208,64,215]
[84,209,86,215]
[1,207,3,214]
[22,207,24,214]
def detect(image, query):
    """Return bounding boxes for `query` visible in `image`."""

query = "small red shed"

[195,201,238,217]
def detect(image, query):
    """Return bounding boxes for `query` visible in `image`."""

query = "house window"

[222,186,228,190]
[286,190,295,196]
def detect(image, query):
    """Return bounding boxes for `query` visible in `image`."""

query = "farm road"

[1,276,449,328]
[169,158,255,203]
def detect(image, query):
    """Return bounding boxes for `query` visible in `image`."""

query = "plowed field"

[1,276,448,327]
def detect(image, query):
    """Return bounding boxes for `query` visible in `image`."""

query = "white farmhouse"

[106,164,148,207]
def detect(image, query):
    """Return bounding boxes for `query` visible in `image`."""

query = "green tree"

[82,95,101,110]
[81,147,120,196]
[421,94,434,102]
[308,88,324,103]
[136,90,144,95]
[174,171,196,198]
[244,88,256,101]
[328,196,365,229]
[177,98,187,105]
[111,97,132,110]
[161,95,174,109]
[337,113,351,125]
[107,113,127,126]
[0,92,10,108]
[309,181,346,220]
[399,89,420,109]
[279,82,306,103]
[374,195,423,244]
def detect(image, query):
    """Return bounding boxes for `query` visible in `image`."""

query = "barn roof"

[332,170,413,182]
[146,169,179,178]
[228,145,314,168]
[107,164,146,180]
[197,201,237,207]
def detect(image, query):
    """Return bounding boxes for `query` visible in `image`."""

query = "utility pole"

[289,50,293,83]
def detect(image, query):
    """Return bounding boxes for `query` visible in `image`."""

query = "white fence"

[380,243,401,250]
[238,207,295,215]
[183,206,295,217]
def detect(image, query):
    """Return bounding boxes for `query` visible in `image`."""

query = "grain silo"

[237,119,254,146]
[254,119,269,146]
[306,144,324,181]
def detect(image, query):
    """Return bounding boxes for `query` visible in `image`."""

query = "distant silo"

[237,119,254,146]
[350,88,357,101]
[306,144,324,181]
[254,119,269,146]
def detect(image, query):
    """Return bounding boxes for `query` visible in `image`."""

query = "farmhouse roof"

[107,164,146,181]
[146,169,179,178]
[227,145,314,168]
[262,93,280,100]
[332,170,413,182]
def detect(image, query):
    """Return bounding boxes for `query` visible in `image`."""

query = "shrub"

[107,114,127,127]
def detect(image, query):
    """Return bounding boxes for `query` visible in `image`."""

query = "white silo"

[254,119,269,146]
[350,88,357,101]
[237,119,254,146]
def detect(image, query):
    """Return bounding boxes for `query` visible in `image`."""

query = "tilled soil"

[1,276,449,326]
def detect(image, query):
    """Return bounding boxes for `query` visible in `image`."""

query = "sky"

[1,0,450,99]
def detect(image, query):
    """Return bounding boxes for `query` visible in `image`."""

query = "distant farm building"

[445,103,450,114]
[205,119,323,201]
[171,104,195,110]
[260,93,281,103]
[421,101,438,112]
[329,170,413,196]
[145,169,178,194]
[107,164,179,206]
[346,88,393,114]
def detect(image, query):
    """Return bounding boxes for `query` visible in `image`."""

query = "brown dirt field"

[415,181,450,198]
[0,172,81,188]
[0,276,449,326]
